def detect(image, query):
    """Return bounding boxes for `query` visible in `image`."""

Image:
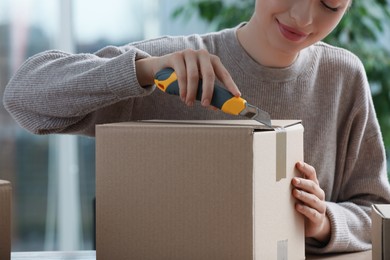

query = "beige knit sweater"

[4,25,390,254]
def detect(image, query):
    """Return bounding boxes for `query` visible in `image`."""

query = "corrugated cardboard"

[96,120,305,260]
[372,204,390,260]
[0,180,11,260]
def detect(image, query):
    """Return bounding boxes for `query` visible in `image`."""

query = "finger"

[295,203,324,224]
[292,177,325,201]
[183,50,200,106]
[293,188,326,214]
[296,161,319,184]
[198,50,215,107]
[169,52,188,102]
[212,56,241,97]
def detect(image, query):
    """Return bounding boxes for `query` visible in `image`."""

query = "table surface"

[10,250,372,260]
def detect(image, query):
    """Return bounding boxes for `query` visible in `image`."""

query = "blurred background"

[0,0,389,252]
[0,0,211,251]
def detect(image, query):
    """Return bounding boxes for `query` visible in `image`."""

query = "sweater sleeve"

[307,133,390,253]
[305,59,390,253]
[3,45,153,136]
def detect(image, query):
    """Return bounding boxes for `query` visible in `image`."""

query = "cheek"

[314,18,343,40]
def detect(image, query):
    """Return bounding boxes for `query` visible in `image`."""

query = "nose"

[289,0,314,27]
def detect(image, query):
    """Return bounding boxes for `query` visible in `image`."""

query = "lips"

[276,19,309,42]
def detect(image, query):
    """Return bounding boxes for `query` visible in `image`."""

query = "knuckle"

[210,54,221,63]
[319,190,326,201]
[183,48,196,56]
[201,72,215,83]
[172,51,184,60]
[311,210,318,219]
[303,163,317,177]
[309,182,317,192]
[306,166,315,176]
[197,48,210,56]
[319,205,327,215]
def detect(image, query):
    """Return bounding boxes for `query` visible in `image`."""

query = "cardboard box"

[0,180,11,260]
[372,204,390,260]
[96,120,305,260]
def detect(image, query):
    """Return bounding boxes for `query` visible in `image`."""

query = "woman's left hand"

[292,161,331,244]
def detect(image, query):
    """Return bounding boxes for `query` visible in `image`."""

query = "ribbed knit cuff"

[104,47,154,100]
[305,202,350,254]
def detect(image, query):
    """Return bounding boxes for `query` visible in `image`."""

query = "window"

[0,0,210,251]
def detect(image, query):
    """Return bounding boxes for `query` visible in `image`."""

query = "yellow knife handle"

[154,68,246,115]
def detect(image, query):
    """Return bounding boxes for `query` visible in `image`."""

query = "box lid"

[103,120,301,131]
[374,204,390,219]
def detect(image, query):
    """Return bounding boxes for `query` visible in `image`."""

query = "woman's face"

[253,0,351,56]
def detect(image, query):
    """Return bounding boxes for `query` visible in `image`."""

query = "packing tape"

[277,239,288,260]
[276,128,287,182]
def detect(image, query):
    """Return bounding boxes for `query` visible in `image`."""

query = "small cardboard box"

[372,204,390,260]
[96,120,305,260]
[0,180,11,260]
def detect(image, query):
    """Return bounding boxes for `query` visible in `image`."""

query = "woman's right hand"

[135,49,241,108]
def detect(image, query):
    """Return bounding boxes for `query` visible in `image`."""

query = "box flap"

[374,204,390,218]
[106,119,302,130]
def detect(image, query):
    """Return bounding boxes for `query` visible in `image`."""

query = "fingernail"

[293,177,300,185]
[201,99,209,106]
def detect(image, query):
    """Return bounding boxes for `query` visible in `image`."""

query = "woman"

[4,0,390,254]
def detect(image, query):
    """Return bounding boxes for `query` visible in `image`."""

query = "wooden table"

[11,250,372,259]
